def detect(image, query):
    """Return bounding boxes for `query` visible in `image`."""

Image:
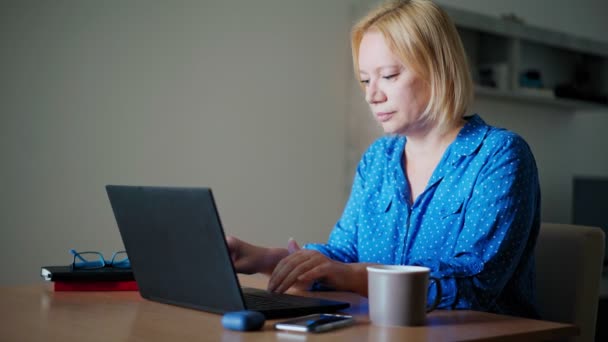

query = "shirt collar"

[449,114,489,159]
[390,114,489,202]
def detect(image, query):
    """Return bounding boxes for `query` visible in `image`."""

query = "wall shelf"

[442,6,608,57]
[475,86,607,110]
[440,5,608,111]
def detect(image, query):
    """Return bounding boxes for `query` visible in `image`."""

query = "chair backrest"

[535,222,605,342]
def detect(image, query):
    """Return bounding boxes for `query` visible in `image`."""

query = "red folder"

[54,280,138,291]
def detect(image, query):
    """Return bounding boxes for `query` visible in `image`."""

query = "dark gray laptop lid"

[106,185,246,313]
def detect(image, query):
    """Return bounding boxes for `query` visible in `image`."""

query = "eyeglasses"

[70,249,131,269]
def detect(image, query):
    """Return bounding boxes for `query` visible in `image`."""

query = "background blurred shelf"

[441,5,608,111]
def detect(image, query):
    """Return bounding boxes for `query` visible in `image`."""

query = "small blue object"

[221,311,266,331]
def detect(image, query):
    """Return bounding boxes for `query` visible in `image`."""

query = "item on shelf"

[554,84,608,105]
[500,13,525,24]
[519,70,543,89]
[478,63,509,91]
[553,63,608,104]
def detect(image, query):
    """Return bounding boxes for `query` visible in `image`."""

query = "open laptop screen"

[106,185,350,318]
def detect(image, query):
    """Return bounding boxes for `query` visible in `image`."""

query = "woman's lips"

[375,111,395,122]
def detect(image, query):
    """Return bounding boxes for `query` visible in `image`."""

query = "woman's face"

[358,31,430,136]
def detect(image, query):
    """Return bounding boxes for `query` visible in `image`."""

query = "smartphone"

[274,313,354,333]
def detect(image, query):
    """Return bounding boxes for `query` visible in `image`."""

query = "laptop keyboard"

[242,288,324,310]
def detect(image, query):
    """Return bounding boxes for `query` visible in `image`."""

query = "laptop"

[105,185,350,318]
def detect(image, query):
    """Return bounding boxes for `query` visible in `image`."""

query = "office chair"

[535,223,605,342]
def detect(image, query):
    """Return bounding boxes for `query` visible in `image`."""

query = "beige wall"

[0,0,352,285]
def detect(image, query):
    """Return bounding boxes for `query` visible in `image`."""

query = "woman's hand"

[225,236,288,276]
[267,243,372,296]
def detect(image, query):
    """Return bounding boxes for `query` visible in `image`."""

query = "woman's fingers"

[268,250,322,292]
[287,238,301,254]
[297,262,328,282]
[225,236,243,267]
[267,252,307,291]
[298,260,354,292]
[225,235,265,274]
[273,257,318,293]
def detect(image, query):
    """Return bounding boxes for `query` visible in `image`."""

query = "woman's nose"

[365,81,386,104]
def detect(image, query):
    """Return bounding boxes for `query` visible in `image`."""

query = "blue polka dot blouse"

[305,114,541,318]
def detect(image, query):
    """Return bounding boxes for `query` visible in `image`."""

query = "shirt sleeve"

[410,134,540,310]
[303,142,379,263]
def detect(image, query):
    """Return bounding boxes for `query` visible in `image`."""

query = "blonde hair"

[352,0,473,130]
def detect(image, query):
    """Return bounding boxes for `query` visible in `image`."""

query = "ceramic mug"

[367,265,442,326]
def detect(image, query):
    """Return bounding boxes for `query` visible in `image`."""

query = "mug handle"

[426,277,442,313]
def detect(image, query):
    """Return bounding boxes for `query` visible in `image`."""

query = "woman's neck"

[402,119,465,204]
[405,119,464,158]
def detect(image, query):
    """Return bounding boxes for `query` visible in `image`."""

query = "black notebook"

[40,265,134,282]
[106,185,350,318]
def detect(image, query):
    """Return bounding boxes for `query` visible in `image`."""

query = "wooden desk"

[0,275,578,342]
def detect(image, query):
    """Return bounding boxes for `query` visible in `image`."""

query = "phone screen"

[274,314,354,333]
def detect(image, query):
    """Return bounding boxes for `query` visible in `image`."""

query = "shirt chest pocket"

[370,187,394,214]
[435,198,464,219]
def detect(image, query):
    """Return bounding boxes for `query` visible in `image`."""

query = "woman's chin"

[379,122,402,135]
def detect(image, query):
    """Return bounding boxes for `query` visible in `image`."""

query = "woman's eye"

[382,73,398,80]
[359,79,370,85]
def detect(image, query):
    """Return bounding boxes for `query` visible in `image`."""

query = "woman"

[227,0,540,318]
